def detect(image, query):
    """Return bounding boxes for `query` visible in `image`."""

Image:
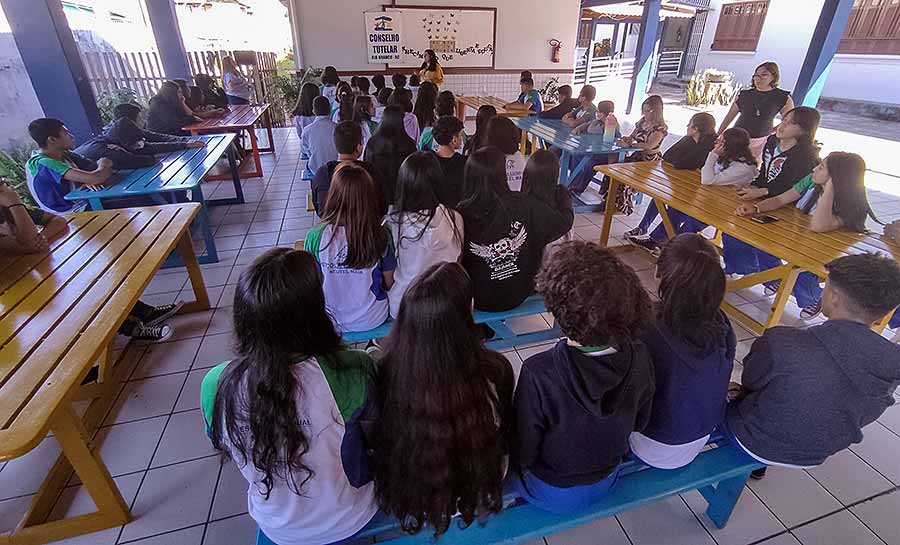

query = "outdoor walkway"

[0,128,898,545]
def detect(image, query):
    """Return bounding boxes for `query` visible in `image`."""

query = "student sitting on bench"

[311,121,383,217]
[727,253,900,478]
[513,241,655,514]
[629,234,735,469]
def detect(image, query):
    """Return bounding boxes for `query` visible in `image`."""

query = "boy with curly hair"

[512,241,656,513]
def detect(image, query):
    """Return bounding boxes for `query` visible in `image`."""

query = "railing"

[574,54,635,86]
[656,50,684,77]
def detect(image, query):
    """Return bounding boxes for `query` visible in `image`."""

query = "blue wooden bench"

[343,294,562,351]
[65,134,241,266]
[255,437,763,545]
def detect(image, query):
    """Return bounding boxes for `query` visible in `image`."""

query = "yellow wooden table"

[455,95,537,120]
[595,161,900,334]
[0,204,210,545]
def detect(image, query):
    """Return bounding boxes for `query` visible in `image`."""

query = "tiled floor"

[2,127,900,545]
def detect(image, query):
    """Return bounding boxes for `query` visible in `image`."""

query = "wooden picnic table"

[182,103,274,180]
[0,204,210,545]
[65,134,241,266]
[455,96,537,120]
[595,161,900,334]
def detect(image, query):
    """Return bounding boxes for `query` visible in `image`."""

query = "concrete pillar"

[626,0,662,115]
[793,0,855,108]
[144,0,192,81]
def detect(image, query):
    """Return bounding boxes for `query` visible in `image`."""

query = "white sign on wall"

[364,11,403,64]
[389,8,496,68]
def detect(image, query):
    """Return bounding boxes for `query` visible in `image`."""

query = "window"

[578,19,594,49]
[839,0,900,55]
[711,1,769,51]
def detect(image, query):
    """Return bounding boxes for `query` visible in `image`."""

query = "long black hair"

[464,104,497,156]
[521,149,560,204]
[335,81,355,122]
[210,248,342,499]
[435,90,456,117]
[352,95,373,124]
[364,105,417,205]
[656,234,726,354]
[391,151,463,251]
[413,81,439,130]
[458,146,510,219]
[718,127,757,169]
[292,82,320,117]
[375,261,512,537]
[420,48,439,72]
[819,151,874,233]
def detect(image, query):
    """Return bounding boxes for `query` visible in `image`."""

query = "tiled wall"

[343,71,574,100]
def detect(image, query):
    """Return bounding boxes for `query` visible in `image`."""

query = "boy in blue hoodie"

[512,241,655,514]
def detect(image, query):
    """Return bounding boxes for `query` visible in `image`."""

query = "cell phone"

[750,214,779,224]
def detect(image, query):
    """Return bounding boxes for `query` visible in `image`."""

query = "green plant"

[96,88,148,125]
[0,144,37,207]
[686,69,739,106]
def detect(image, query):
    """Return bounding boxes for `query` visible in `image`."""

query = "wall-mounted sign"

[365,11,403,64]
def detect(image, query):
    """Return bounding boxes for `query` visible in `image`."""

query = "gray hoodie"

[727,320,900,466]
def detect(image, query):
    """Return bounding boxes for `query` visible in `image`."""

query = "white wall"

[0,10,44,151]
[695,0,900,105]
[291,0,581,72]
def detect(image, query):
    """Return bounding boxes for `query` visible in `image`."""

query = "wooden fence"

[80,49,287,127]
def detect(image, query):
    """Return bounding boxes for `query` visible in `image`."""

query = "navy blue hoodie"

[512,339,655,487]
[639,310,736,445]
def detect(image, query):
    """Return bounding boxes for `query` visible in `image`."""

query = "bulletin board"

[382,5,496,68]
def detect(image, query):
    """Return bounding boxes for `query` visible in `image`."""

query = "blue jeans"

[648,207,709,243]
[568,154,612,194]
[515,467,620,515]
[722,235,823,308]
[636,202,660,233]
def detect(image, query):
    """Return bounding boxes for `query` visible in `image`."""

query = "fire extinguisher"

[549,39,562,63]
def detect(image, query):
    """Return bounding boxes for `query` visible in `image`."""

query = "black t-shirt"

[311,159,385,217]
[434,152,467,209]
[734,88,791,138]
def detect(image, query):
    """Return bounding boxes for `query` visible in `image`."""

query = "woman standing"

[718,62,794,159]
[418,49,444,87]
[221,56,252,105]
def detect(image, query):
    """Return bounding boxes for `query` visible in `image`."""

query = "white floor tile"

[206,306,235,336]
[192,333,237,370]
[806,449,894,504]
[851,490,900,545]
[515,341,556,362]
[0,495,33,534]
[210,460,249,521]
[106,373,187,425]
[176,369,209,413]
[127,524,205,545]
[791,510,882,545]
[850,423,900,484]
[82,417,167,480]
[503,350,524,386]
[144,272,189,296]
[876,402,900,436]
[544,516,630,545]
[747,467,842,528]
[46,473,143,545]
[131,338,203,380]
[616,496,717,545]
[757,534,803,545]
[119,456,220,542]
[683,488,785,545]
[151,410,217,467]
[204,513,258,545]
[165,309,214,342]
[0,437,61,499]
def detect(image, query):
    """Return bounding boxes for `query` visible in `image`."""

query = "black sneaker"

[750,467,768,480]
[143,302,185,327]
[624,226,646,238]
[800,299,823,320]
[764,282,780,297]
[131,324,174,343]
[626,235,661,258]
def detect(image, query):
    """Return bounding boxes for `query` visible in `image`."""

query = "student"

[0,180,68,254]
[513,240,654,513]
[391,73,407,91]
[459,147,573,311]
[538,85,579,120]
[333,84,356,123]
[463,104,497,156]
[418,48,444,87]
[629,234,735,469]
[203,248,378,545]
[357,76,371,96]
[221,56,252,105]
[352,95,379,154]
[486,117,526,191]
[193,74,229,109]
[387,88,420,143]
[146,81,202,136]
[25,118,114,214]
[417,90,457,151]
[292,82,321,140]
[374,87,392,123]
[567,100,620,195]
[727,253,900,474]
[887,222,900,331]
[350,75,361,95]
[408,73,421,102]
[521,150,573,215]
[372,74,386,96]
[305,163,395,332]
[561,85,597,130]
[375,261,513,536]
[311,121,382,216]
[320,65,340,103]
[385,152,463,318]
[413,81,439,133]
[718,62,794,159]
[300,96,338,177]
[431,115,468,208]
[505,76,544,114]
[364,105,417,207]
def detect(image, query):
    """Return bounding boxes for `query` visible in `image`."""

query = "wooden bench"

[595,161,900,334]
[183,103,274,180]
[255,438,762,545]
[342,294,562,351]
[0,204,210,545]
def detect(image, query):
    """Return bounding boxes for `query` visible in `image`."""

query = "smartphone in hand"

[750,214,779,225]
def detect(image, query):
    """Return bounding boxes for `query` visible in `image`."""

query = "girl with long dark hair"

[352,95,378,154]
[203,248,378,545]
[630,234,736,469]
[304,163,396,332]
[486,116,526,191]
[413,81,439,132]
[333,82,355,123]
[146,81,201,136]
[418,48,444,86]
[364,105,417,205]
[463,104,497,156]
[387,87,420,142]
[292,82,320,139]
[320,65,340,103]
[385,152,463,317]
[417,90,461,151]
[375,261,513,537]
[522,149,572,211]
[701,127,759,186]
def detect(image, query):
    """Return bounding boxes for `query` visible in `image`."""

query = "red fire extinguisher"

[549,39,562,63]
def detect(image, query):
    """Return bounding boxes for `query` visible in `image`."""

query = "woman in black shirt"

[717,62,794,159]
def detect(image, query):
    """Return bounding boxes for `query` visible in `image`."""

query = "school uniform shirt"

[662,134,716,170]
[516,89,544,114]
[434,152,467,208]
[505,152,527,191]
[294,114,317,140]
[750,135,820,197]
[461,192,573,312]
[374,105,386,123]
[385,205,463,318]
[570,103,597,123]
[512,340,656,487]
[200,349,378,545]
[223,71,251,101]
[304,224,397,332]
[26,150,97,213]
[359,119,379,156]
[538,98,580,120]
[300,116,339,175]
[419,127,469,153]
[402,112,421,144]
[321,84,338,104]
[700,152,759,186]
[629,312,736,469]
[734,88,791,139]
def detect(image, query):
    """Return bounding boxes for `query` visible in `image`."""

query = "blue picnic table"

[65,133,241,265]
[511,117,640,212]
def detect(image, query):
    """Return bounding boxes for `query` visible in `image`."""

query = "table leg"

[654,197,676,238]
[264,110,275,157]
[766,266,801,329]
[87,197,103,211]
[873,309,896,333]
[178,229,211,313]
[559,150,571,187]
[599,177,620,246]
[227,145,245,204]
[190,187,219,266]
[248,126,264,178]
[520,130,528,155]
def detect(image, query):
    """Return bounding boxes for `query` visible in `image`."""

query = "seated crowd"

[1,61,899,545]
